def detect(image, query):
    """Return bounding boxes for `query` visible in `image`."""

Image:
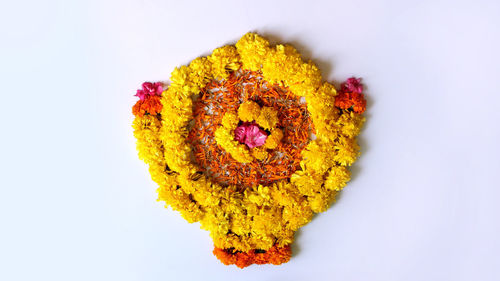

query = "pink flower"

[341,77,363,94]
[135,89,146,101]
[135,82,163,101]
[234,123,267,148]
[234,125,248,143]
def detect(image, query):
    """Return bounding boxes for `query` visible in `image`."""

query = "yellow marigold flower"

[214,127,253,163]
[132,115,163,167]
[170,65,189,87]
[264,128,283,149]
[221,112,239,128]
[288,61,322,98]
[290,170,324,197]
[235,32,271,71]
[282,203,313,231]
[300,141,336,175]
[324,166,351,191]
[255,106,278,130]
[237,100,261,122]
[156,176,204,223]
[188,57,213,91]
[306,82,340,141]
[208,45,240,80]
[252,147,268,160]
[160,88,198,176]
[336,111,366,138]
[262,44,303,87]
[170,65,200,94]
[308,192,337,213]
[333,135,360,166]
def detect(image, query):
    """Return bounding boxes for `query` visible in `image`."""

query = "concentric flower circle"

[132,33,366,268]
[187,70,314,188]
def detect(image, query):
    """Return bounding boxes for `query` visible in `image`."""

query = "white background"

[1,0,499,280]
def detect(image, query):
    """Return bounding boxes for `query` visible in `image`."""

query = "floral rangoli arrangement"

[132,33,367,268]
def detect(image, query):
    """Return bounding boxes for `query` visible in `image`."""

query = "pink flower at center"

[234,123,268,148]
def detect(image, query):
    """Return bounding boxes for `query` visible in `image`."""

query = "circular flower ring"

[132,33,366,268]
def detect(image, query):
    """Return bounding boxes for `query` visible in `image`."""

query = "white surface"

[1,0,499,280]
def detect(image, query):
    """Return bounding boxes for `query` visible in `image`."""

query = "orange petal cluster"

[132,95,163,117]
[334,91,367,114]
[213,244,292,268]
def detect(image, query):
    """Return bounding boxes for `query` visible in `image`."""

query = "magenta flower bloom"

[135,82,164,101]
[234,125,247,143]
[234,123,267,148]
[341,77,363,94]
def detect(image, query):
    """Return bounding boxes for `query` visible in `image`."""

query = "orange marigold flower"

[132,95,163,117]
[213,244,292,268]
[334,91,366,114]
